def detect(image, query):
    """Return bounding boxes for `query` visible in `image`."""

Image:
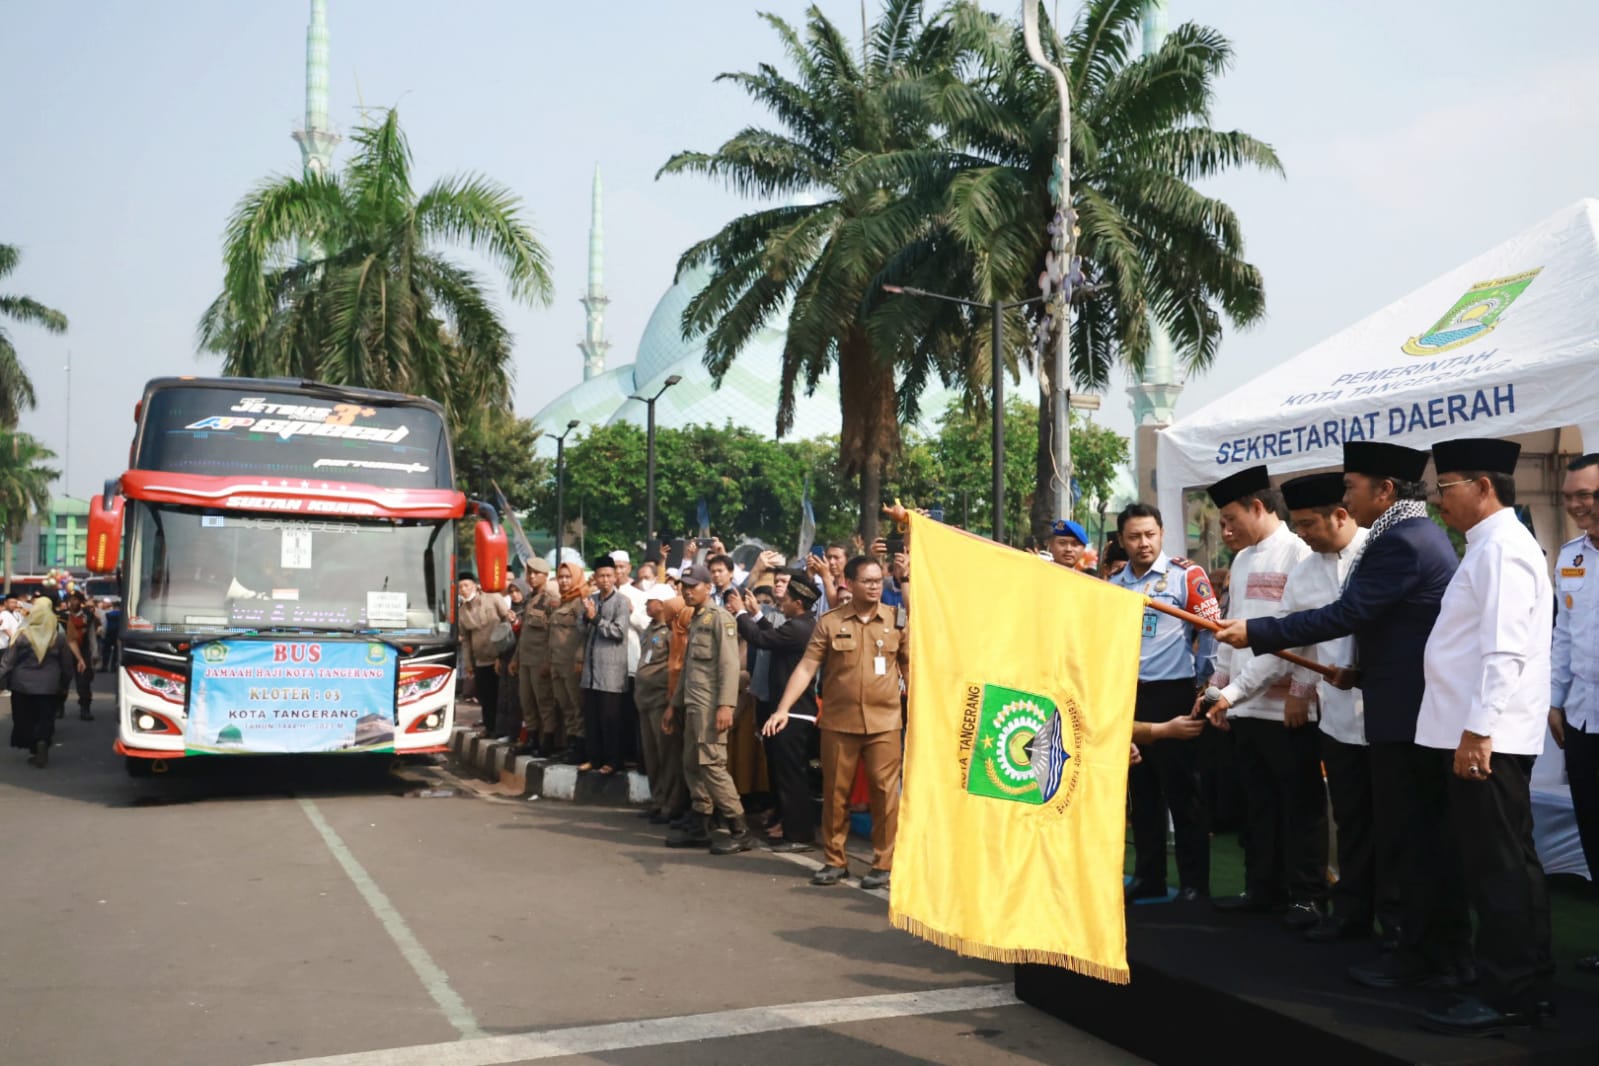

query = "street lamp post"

[630,374,682,543]
[554,419,580,562]
[882,285,1041,544]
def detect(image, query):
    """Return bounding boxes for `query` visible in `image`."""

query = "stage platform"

[1016,897,1599,1066]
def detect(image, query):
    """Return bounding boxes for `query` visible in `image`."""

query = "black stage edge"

[1015,898,1599,1066]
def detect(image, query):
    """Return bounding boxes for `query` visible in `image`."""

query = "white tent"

[1157,198,1599,546]
[1155,199,1599,878]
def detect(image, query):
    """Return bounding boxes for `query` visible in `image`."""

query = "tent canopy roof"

[1157,198,1599,525]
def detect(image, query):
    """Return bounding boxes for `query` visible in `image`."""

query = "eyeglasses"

[1434,478,1478,494]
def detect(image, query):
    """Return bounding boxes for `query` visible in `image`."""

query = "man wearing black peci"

[1215,441,1470,989]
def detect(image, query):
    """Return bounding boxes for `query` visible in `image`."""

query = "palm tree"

[198,109,554,425]
[0,431,59,594]
[0,244,68,428]
[874,0,1281,536]
[658,0,960,542]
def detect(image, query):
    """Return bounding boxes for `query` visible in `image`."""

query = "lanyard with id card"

[874,635,887,676]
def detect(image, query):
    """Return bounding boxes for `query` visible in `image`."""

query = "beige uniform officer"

[767,555,907,890]
[666,564,756,854]
[515,558,559,754]
[548,561,589,762]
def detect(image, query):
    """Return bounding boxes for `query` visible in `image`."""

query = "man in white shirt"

[610,550,651,770]
[1419,437,1554,1036]
[1549,452,1599,974]
[1201,465,1322,922]
[1279,473,1394,946]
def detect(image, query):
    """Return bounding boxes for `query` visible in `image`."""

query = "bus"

[86,377,507,777]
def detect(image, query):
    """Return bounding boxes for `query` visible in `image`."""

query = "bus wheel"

[125,756,153,778]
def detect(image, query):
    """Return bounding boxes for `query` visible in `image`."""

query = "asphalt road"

[0,680,1144,1066]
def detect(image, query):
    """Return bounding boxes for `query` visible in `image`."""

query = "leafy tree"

[929,397,1041,541]
[0,431,59,593]
[1070,411,1130,528]
[658,0,963,543]
[0,244,67,428]
[876,0,1280,538]
[198,110,554,428]
[452,407,549,512]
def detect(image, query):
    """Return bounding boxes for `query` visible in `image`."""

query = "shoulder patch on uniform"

[1169,556,1194,568]
[724,622,736,636]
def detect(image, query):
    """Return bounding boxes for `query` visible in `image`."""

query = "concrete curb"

[448,726,649,806]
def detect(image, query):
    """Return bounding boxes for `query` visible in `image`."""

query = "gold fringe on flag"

[889,910,1131,986]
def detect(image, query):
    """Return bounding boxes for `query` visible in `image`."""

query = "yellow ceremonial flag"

[889,513,1145,984]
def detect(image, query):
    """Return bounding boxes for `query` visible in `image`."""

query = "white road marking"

[296,798,485,1040]
[255,983,1019,1066]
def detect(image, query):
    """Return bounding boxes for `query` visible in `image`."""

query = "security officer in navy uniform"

[1550,452,1599,973]
[1111,503,1222,901]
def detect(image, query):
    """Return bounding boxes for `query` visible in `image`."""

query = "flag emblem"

[1401,268,1541,356]
[965,684,1074,805]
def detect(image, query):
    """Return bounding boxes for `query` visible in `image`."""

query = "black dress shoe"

[1124,878,1167,901]
[1176,886,1206,903]
[1421,995,1551,1037]
[1282,901,1326,930]
[1304,914,1373,943]
[648,811,672,825]
[1212,891,1278,914]
[1351,954,1473,990]
[810,865,847,886]
[768,840,815,853]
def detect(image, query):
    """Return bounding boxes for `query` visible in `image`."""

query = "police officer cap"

[1049,518,1089,545]
[1431,436,1521,476]
[1207,465,1271,508]
[524,557,552,575]
[1343,441,1429,481]
[679,563,713,587]
[1281,472,1346,512]
[785,575,820,607]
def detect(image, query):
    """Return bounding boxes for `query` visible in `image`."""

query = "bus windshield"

[126,503,450,634]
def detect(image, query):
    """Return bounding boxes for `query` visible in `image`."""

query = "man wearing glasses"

[1550,453,1599,976]
[767,555,907,891]
[1417,437,1553,1035]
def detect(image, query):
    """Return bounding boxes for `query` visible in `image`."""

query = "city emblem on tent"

[963,683,1080,807]
[1401,268,1542,356]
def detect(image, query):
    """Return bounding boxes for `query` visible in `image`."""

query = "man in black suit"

[1216,441,1471,989]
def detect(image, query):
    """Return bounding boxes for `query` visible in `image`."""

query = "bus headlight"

[126,665,187,705]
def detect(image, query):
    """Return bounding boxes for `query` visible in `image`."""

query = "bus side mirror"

[88,482,125,575]
[473,502,508,593]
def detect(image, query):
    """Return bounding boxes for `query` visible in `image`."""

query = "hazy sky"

[6,1,1599,500]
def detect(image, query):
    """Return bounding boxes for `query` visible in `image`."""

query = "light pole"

[882,285,1042,545]
[630,374,682,543]
[1022,0,1076,519]
[554,419,580,562]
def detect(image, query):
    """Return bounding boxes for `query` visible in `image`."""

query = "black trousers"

[758,704,817,844]
[1565,723,1599,888]
[1320,733,1397,927]
[1371,740,1471,968]
[582,688,625,770]
[1446,750,1552,1011]
[1128,679,1209,894]
[1231,716,1327,903]
[73,663,94,709]
[473,665,499,736]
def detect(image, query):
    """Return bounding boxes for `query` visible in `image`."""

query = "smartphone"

[809,544,826,560]
[644,538,662,565]
[667,538,686,570]
[885,533,905,556]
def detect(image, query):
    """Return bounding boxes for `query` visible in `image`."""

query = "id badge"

[874,655,887,676]
[1141,610,1158,639]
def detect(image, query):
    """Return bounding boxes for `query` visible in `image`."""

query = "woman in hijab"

[3,597,74,767]
[547,561,591,764]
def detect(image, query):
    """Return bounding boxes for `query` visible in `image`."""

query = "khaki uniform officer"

[767,555,907,891]
[548,561,589,764]
[515,558,560,755]
[635,585,687,823]
[665,564,757,854]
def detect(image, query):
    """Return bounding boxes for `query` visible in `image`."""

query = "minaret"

[291,0,339,180]
[578,165,611,380]
[1129,0,1182,429]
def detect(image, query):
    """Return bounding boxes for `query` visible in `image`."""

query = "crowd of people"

[1,590,117,768]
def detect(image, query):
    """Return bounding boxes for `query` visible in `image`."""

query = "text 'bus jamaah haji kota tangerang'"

[84,377,508,777]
